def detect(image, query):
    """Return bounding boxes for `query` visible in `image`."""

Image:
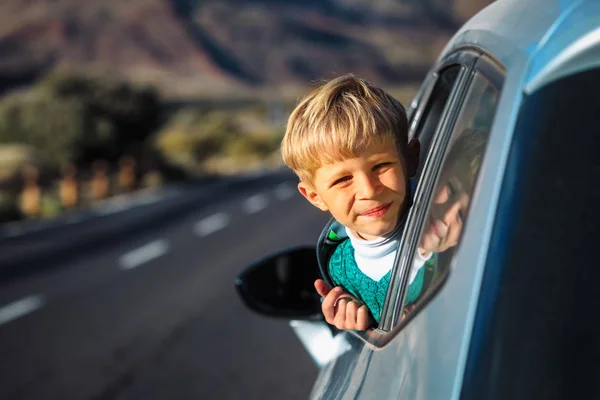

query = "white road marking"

[243,194,269,214]
[274,183,296,200]
[194,212,230,236]
[0,295,44,326]
[119,239,170,270]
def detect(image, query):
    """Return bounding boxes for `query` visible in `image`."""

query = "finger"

[333,297,350,329]
[321,287,343,322]
[356,305,372,330]
[314,279,331,298]
[345,300,359,328]
[334,296,354,307]
[400,310,407,321]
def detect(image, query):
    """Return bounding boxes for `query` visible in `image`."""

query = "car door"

[307,50,481,400]
[331,53,504,400]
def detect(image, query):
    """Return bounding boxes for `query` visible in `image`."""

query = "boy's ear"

[297,182,329,211]
[406,138,420,178]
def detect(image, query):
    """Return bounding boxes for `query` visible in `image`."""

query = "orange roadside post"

[19,166,41,219]
[59,164,79,208]
[118,155,136,193]
[90,159,110,201]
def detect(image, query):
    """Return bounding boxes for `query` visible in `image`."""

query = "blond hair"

[281,74,408,187]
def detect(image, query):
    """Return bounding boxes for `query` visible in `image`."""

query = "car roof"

[439,0,600,92]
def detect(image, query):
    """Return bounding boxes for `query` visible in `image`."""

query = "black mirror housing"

[235,246,323,320]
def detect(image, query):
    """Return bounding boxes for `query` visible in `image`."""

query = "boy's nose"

[356,174,381,199]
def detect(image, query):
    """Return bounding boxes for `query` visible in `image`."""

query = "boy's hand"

[314,279,374,331]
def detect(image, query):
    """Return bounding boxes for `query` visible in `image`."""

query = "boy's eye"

[331,176,351,187]
[447,181,459,200]
[373,162,393,171]
[447,182,455,195]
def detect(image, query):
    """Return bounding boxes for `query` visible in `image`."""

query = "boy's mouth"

[361,202,392,218]
[428,217,446,239]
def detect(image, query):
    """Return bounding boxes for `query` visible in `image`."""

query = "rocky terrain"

[0,0,490,99]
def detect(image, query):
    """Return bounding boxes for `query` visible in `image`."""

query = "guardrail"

[0,169,295,283]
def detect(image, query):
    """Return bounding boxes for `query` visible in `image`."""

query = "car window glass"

[400,71,499,322]
[412,65,461,179]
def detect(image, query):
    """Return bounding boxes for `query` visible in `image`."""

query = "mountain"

[0,0,490,99]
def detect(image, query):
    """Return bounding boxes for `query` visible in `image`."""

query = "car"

[235,0,600,398]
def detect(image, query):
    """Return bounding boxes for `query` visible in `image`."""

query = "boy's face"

[419,175,470,254]
[298,138,419,241]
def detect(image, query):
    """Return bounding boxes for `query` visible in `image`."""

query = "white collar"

[344,213,432,283]
[345,227,401,281]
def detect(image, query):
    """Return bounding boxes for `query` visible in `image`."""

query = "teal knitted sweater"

[329,238,425,323]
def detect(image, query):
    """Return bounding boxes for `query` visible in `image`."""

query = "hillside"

[0,0,490,99]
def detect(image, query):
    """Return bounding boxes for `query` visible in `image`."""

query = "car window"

[395,68,501,326]
[410,65,461,179]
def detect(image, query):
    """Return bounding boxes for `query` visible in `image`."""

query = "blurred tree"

[40,70,162,144]
[0,144,37,182]
[223,132,277,163]
[0,70,163,172]
[0,90,87,170]
[154,109,236,174]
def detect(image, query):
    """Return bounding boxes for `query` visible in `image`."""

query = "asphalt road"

[0,176,329,399]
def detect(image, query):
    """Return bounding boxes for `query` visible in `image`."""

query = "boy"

[281,74,421,330]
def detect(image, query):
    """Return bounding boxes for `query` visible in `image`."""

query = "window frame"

[407,49,480,140]
[406,70,437,139]
[382,54,506,332]
[378,49,478,332]
[407,51,479,169]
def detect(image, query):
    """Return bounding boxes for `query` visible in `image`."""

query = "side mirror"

[235,246,323,320]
